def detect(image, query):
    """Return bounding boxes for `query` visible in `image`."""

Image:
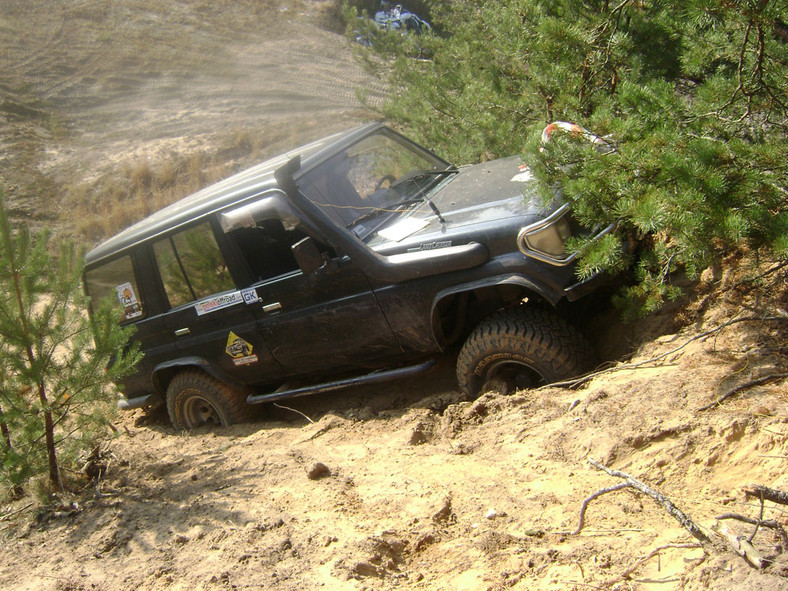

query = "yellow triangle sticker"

[225,331,253,359]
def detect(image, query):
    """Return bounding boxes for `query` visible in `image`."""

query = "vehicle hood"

[433,156,545,219]
[369,156,554,245]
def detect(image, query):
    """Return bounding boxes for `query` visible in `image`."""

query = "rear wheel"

[456,307,595,396]
[166,370,252,430]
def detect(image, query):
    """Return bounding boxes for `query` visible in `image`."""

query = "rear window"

[153,222,235,309]
[84,255,145,323]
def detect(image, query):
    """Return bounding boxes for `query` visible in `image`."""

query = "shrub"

[351,0,788,314]
[0,187,141,495]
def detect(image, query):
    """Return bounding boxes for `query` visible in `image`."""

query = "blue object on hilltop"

[373,2,431,35]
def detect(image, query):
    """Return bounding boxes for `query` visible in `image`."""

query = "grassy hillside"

[0,0,382,240]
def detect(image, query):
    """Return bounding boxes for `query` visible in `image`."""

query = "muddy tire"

[166,370,252,430]
[456,307,595,396]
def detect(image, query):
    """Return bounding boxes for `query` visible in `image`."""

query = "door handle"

[174,328,190,337]
[262,302,282,313]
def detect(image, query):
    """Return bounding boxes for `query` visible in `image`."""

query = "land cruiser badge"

[225,332,258,366]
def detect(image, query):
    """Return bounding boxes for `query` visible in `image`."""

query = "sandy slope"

[2,270,786,590]
[0,2,787,590]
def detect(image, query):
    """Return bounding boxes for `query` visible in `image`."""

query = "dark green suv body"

[85,123,608,429]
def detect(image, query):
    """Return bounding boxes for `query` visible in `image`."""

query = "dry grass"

[64,125,284,243]
[62,112,377,244]
[69,152,214,243]
[4,0,381,243]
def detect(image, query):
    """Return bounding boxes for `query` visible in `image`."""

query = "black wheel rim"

[484,360,545,391]
[182,395,223,428]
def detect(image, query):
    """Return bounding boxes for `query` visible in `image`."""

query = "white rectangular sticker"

[116,282,143,320]
[242,288,261,304]
[194,291,244,316]
[511,170,534,182]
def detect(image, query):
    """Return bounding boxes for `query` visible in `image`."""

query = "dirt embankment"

[1,2,787,590]
[2,261,787,591]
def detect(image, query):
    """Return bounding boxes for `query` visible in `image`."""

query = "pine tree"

[0,187,141,494]
[350,0,788,313]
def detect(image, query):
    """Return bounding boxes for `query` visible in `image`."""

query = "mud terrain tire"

[167,370,252,430]
[457,307,595,396]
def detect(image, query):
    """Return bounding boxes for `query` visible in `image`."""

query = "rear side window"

[153,222,235,309]
[84,255,145,323]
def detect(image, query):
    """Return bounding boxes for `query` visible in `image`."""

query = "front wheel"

[166,370,252,430]
[456,307,595,396]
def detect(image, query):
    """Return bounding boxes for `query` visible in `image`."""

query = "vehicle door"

[151,219,285,384]
[226,218,402,377]
[84,247,178,399]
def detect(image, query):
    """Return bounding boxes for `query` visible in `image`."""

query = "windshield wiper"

[426,198,446,224]
[389,167,458,192]
[348,168,455,232]
[345,197,424,230]
[388,167,456,224]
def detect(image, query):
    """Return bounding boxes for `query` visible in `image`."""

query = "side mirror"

[291,236,325,275]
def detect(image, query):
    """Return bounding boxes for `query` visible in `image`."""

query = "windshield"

[296,129,452,239]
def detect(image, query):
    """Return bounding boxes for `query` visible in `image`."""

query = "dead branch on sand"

[575,459,712,546]
[713,522,768,568]
[715,513,788,549]
[545,314,786,390]
[620,543,704,580]
[698,372,788,411]
[711,485,788,565]
[576,465,788,572]
[745,485,788,507]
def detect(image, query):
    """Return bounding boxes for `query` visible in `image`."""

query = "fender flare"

[429,274,564,342]
[151,356,250,396]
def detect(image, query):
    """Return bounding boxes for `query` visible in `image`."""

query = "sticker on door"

[225,332,259,366]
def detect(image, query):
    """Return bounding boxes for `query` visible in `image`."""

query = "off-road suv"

[84,123,610,430]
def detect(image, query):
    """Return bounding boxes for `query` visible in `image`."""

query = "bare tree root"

[698,372,788,411]
[620,543,704,580]
[745,485,788,506]
[716,513,788,549]
[546,314,786,390]
[717,260,788,296]
[577,459,713,547]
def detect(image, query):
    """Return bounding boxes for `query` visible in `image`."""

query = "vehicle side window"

[84,255,145,323]
[153,222,234,309]
[230,219,305,283]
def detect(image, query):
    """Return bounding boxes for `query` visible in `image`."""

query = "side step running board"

[246,359,436,405]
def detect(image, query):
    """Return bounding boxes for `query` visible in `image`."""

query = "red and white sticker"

[194,291,244,316]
